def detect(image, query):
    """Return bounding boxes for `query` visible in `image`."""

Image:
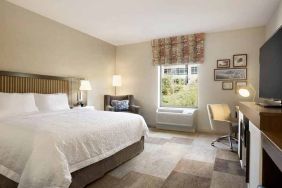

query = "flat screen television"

[259,27,282,106]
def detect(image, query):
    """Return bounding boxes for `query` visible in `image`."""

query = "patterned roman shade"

[152,33,205,65]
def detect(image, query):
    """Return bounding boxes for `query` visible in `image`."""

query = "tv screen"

[259,27,282,100]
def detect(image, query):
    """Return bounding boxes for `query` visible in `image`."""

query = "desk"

[238,102,282,188]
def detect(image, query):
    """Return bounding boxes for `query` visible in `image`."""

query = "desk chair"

[207,104,238,150]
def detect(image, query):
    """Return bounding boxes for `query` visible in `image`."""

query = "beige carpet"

[87,129,246,188]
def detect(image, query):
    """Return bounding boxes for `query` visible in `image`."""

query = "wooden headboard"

[0,71,82,106]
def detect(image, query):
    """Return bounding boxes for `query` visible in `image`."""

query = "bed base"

[0,137,144,188]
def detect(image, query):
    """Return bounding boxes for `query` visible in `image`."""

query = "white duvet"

[0,108,148,188]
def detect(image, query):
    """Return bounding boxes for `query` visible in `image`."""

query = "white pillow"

[34,93,70,112]
[0,93,39,119]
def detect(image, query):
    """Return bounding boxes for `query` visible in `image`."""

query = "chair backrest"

[104,95,134,110]
[207,104,231,130]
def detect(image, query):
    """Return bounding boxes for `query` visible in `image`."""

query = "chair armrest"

[106,105,115,111]
[130,105,141,114]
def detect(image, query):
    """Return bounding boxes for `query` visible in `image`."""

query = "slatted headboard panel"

[0,71,81,106]
[0,75,69,94]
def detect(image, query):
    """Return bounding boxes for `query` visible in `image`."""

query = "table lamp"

[79,80,92,106]
[238,84,256,102]
[112,75,122,96]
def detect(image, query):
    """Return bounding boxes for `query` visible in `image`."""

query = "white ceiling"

[6,0,280,45]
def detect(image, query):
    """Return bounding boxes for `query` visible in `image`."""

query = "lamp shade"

[79,80,92,91]
[112,75,122,87]
[238,88,250,97]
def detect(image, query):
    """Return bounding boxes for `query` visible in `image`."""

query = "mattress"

[0,108,148,188]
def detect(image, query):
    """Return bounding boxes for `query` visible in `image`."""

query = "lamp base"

[77,101,85,107]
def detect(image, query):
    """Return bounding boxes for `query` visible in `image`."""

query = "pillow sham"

[0,93,39,119]
[34,93,70,112]
[111,100,129,111]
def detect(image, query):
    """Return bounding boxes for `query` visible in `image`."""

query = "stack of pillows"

[0,93,70,119]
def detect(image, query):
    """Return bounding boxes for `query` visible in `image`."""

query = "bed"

[0,71,148,188]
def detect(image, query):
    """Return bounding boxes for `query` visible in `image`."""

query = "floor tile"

[119,171,164,188]
[162,142,192,157]
[216,149,240,161]
[174,159,213,178]
[192,135,218,148]
[210,171,246,188]
[169,137,193,145]
[145,137,169,145]
[86,174,120,188]
[214,158,245,176]
[132,147,182,179]
[183,145,217,163]
[149,128,198,139]
[111,143,182,179]
[162,171,211,188]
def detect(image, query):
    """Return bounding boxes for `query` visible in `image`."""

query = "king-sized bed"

[0,71,148,188]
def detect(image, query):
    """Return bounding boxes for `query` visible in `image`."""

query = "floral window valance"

[152,33,205,65]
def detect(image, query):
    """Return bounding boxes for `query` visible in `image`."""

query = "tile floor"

[87,128,246,188]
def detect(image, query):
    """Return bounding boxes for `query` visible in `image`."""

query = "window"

[163,68,188,75]
[160,64,198,108]
[191,66,198,74]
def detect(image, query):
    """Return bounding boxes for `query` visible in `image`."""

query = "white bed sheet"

[0,108,148,188]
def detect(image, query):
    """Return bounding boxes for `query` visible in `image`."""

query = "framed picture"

[217,59,230,68]
[235,81,247,93]
[233,54,247,67]
[222,81,233,90]
[214,68,247,81]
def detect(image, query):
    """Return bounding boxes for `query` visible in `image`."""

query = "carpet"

[87,129,246,188]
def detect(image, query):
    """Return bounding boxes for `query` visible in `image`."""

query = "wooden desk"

[239,102,282,150]
[238,102,282,188]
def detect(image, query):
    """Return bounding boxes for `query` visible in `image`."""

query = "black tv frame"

[258,26,282,108]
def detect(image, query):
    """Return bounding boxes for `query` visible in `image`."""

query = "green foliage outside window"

[161,75,198,107]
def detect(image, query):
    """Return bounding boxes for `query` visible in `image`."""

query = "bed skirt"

[0,136,145,188]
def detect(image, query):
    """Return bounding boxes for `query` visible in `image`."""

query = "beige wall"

[0,0,267,132]
[198,27,264,132]
[116,27,265,132]
[116,42,158,125]
[266,0,282,39]
[0,0,116,110]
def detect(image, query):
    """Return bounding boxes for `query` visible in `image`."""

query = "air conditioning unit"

[156,108,197,132]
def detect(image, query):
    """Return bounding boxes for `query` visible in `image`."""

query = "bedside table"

[72,106,95,110]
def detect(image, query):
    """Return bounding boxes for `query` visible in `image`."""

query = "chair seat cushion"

[111,100,129,111]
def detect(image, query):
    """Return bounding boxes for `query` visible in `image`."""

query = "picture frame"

[235,81,247,93]
[233,54,247,67]
[222,81,233,90]
[217,59,230,68]
[214,68,247,81]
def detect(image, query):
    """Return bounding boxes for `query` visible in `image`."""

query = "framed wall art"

[222,81,233,90]
[233,54,247,67]
[214,68,247,81]
[217,59,230,68]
